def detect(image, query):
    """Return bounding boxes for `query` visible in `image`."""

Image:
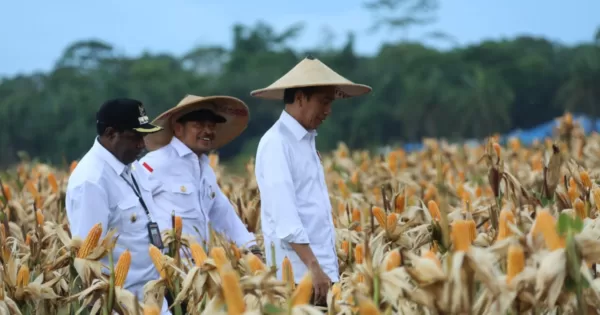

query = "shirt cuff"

[279,227,310,244]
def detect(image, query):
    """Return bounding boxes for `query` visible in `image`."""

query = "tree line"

[0,20,599,169]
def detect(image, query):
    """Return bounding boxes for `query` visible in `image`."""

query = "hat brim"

[144,95,249,151]
[133,123,163,133]
[250,83,372,100]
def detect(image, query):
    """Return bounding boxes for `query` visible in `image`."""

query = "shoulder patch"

[142,162,153,173]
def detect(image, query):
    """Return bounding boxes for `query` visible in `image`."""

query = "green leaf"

[557,213,572,236]
[572,216,584,233]
[263,303,285,314]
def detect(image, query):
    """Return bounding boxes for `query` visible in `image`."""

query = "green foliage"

[1,22,600,168]
[556,212,584,237]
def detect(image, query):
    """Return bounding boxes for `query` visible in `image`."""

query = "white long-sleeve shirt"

[255,110,338,283]
[66,138,171,315]
[139,137,256,250]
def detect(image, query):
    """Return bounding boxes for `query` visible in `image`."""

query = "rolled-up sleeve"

[209,187,257,248]
[258,138,309,244]
[66,181,110,239]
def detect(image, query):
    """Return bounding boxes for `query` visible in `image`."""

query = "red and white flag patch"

[142,162,153,173]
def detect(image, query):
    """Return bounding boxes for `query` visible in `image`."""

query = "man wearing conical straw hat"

[251,55,372,306]
[139,95,262,257]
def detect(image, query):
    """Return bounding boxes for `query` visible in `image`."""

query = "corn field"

[2,113,600,314]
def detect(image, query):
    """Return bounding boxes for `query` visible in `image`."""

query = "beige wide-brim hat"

[144,95,250,151]
[250,56,372,100]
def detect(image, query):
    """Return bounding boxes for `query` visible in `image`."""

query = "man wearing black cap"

[66,98,171,314]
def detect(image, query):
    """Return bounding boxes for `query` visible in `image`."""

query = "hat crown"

[270,57,354,88]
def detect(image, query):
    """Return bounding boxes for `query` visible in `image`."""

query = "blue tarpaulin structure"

[393,114,600,153]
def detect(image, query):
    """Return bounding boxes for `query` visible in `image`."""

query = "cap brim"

[133,123,163,133]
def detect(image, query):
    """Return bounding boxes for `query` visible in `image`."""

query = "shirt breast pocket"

[200,179,216,210]
[166,182,197,213]
[118,197,148,232]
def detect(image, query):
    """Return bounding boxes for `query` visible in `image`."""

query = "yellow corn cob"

[282,256,295,291]
[16,265,30,287]
[384,250,401,271]
[493,142,501,158]
[574,198,586,219]
[388,151,398,174]
[69,161,78,174]
[351,170,359,185]
[337,179,349,199]
[456,184,465,200]
[174,216,182,239]
[246,253,265,273]
[394,193,405,213]
[2,184,11,201]
[220,266,245,315]
[36,209,44,226]
[0,226,4,243]
[355,244,364,264]
[372,206,386,228]
[114,249,131,287]
[149,245,166,279]
[451,220,472,252]
[143,305,161,315]
[341,240,349,255]
[351,208,362,232]
[230,243,241,260]
[593,188,600,209]
[496,208,516,241]
[290,272,313,306]
[210,246,229,270]
[531,210,565,251]
[506,244,524,285]
[47,173,59,194]
[386,213,398,233]
[467,219,477,241]
[190,242,208,266]
[358,298,381,315]
[25,180,39,200]
[568,178,578,203]
[427,200,441,221]
[77,223,102,258]
[580,171,592,189]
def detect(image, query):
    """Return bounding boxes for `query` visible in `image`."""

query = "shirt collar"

[91,137,128,176]
[170,137,194,157]
[279,110,317,141]
[170,136,209,164]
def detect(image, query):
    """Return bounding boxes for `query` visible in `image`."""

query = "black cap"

[96,98,162,133]
[176,109,227,124]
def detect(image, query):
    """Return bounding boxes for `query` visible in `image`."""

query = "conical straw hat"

[250,55,372,100]
[144,94,249,151]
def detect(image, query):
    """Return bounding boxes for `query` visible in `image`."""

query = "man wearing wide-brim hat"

[139,95,262,255]
[250,55,372,306]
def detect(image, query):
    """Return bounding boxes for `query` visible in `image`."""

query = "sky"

[0,0,598,77]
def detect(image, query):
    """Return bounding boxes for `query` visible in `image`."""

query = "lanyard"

[120,172,152,221]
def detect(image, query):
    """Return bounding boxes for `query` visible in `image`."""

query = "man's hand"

[310,262,331,305]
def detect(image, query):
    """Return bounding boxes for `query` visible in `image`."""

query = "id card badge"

[147,222,164,250]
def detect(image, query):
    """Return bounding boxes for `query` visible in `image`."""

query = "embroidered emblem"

[138,104,149,124]
[180,185,187,193]
[130,213,137,223]
[142,162,153,173]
